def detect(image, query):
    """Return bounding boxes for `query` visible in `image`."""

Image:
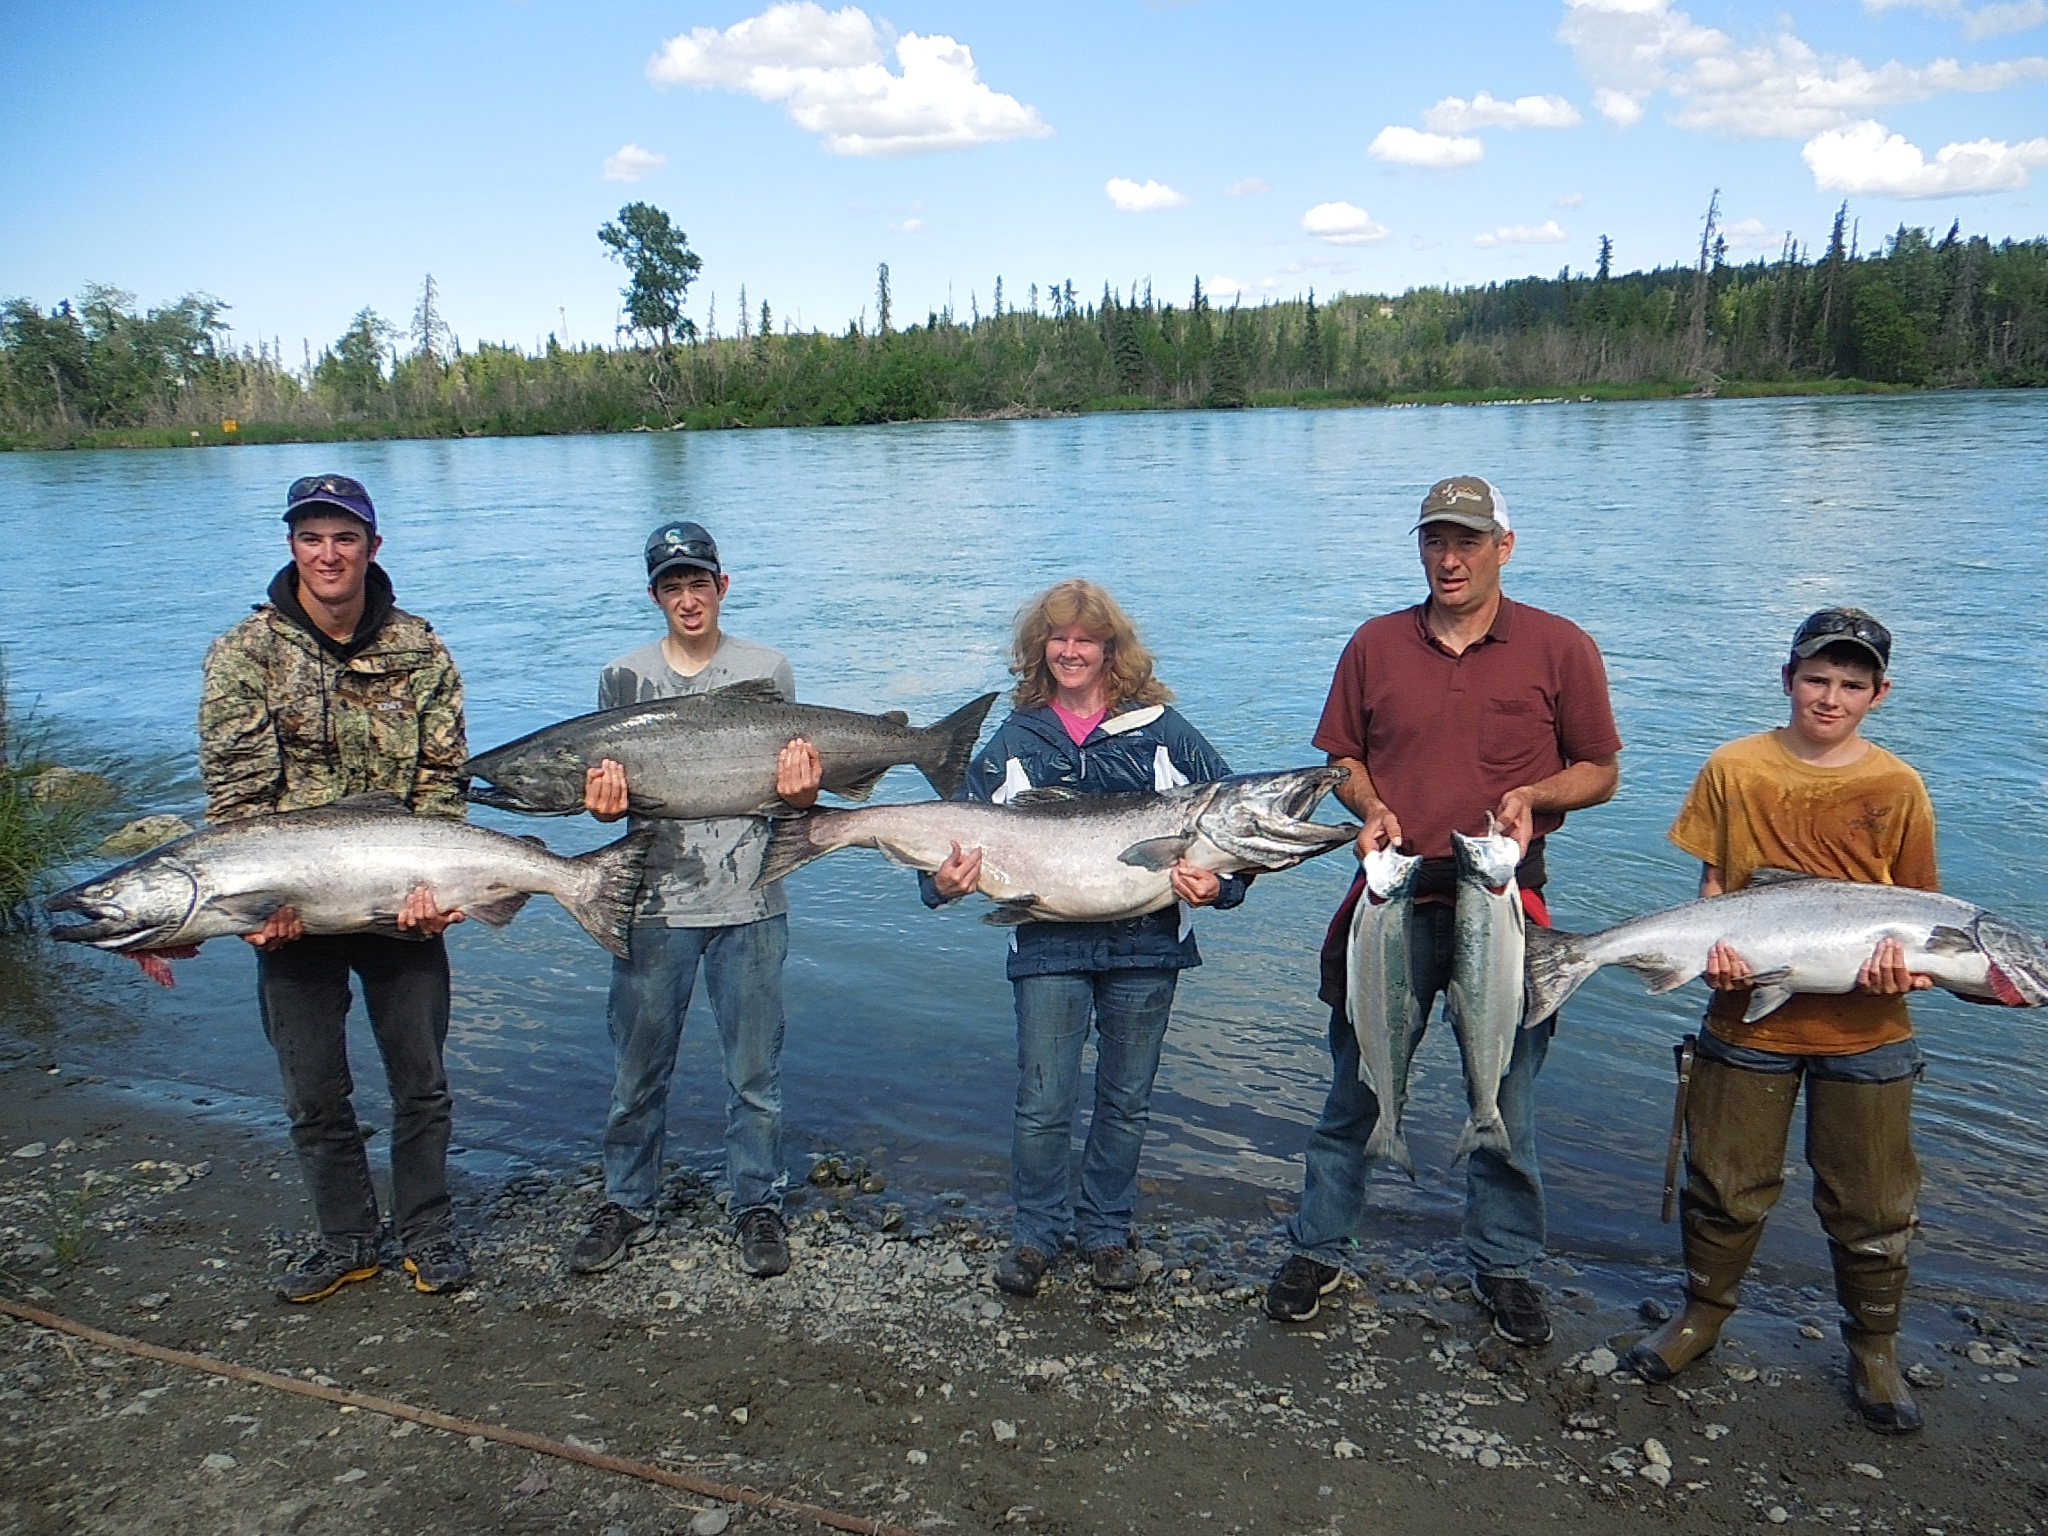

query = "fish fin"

[1364,1118,1415,1179]
[707,678,786,702]
[870,839,926,871]
[625,791,667,815]
[1745,866,1820,888]
[466,892,535,929]
[982,898,1040,926]
[1009,787,1082,806]
[1741,980,1796,1022]
[1117,836,1191,872]
[1521,924,1596,1026]
[131,951,182,987]
[880,709,910,726]
[756,813,835,887]
[1451,1111,1511,1166]
[516,833,548,849]
[1924,924,1977,955]
[918,693,999,800]
[562,827,656,958]
[329,791,412,814]
[831,766,890,803]
[1623,956,1696,996]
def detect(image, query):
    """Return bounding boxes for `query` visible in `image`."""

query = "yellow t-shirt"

[1668,729,1938,1055]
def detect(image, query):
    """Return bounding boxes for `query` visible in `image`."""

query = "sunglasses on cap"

[287,473,369,504]
[1791,608,1891,668]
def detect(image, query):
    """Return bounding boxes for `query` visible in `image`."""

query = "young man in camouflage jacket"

[199,473,473,1302]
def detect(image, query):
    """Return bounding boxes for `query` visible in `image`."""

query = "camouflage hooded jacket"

[199,564,468,823]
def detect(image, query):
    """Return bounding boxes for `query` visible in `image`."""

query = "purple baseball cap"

[283,473,377,532]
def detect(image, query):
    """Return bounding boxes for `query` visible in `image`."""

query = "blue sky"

[3,1,2043,359]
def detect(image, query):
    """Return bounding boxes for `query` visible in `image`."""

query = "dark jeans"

[1289,900,1554,1277]
[257,933,454,1247]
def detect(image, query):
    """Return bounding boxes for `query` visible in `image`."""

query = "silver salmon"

[1347,846,1423,1176]
[756,767,1359,923]
[465,681,998,819]
[1448,819,1526,1163]
[1523,868,2048,1025]
[43,793,652,984]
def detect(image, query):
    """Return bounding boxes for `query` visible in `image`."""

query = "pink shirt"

[1051,701,1107,745]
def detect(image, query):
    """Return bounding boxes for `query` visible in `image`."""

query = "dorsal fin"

[880,709,910,726]
[707,678,786,703]
[1010,787,1083,806]
[328,791,411,814]
[1745,867,1820,888]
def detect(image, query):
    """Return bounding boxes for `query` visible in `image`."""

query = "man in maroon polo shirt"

[1264,475,1622,1346]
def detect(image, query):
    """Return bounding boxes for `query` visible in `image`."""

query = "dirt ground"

[1,1054,2044,1536]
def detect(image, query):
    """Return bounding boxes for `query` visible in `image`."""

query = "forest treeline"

[2,207,2043,449]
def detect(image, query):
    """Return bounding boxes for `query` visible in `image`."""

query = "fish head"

[43,854,201,951]
[1194,768,1358,871]
[1976,912,2048,1006]
[1450,820,1521,894]
[1363,846,1422,903]
[462,741,587,815]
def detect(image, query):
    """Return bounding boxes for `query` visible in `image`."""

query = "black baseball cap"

[283,473,376,532]
[645,521,721,583]
[1790,607,1891,675]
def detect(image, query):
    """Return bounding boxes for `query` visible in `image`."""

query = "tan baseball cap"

[1412,475,1511,535]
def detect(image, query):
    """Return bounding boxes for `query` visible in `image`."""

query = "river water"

[4,394,2045,1304]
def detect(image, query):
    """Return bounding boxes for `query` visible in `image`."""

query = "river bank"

[3,1051,2043,1535]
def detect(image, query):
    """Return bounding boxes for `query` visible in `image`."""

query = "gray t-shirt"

[599,634,796,928]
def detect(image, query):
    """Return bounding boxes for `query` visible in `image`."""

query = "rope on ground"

[0,1296,919,1536]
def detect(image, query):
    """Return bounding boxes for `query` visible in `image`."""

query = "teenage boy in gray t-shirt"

[570,521,821,1279]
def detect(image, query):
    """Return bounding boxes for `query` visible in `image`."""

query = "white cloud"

[1223,177,1271,196]
[1562,0,2048,139]
[1106,177,1190,211]
[1474,219,1570,247]
[1720,215,1781,249]
[1555,190,1587,207]
[1803,118,2048,194]
[1301,201,1391,245]
[647,2,1051,157]
[1368,125,1485,168]
[1206,275,1280,300]
[602,143,667,181]
[890,216,928,232]
[1424,91,1583,131]
[1864,0,2048,39]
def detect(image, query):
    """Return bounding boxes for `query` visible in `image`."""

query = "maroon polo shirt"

[1315,595,1621,870]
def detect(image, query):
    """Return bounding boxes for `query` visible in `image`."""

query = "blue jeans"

[603,916,789,1218]
[1010,968,1179,1256]
[1288,901,1555,1277]
[1697,1030,1923,1083]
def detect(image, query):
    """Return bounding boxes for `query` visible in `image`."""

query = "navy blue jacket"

[920,702,1248,978]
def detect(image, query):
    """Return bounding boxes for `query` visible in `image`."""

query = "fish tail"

[1522,923,1597,1026]
[564,827,656,959]
[1451,1110,1511,1166]
[1365,1119,1415,1180]
[756,811,840,887]
[918,692,999,799]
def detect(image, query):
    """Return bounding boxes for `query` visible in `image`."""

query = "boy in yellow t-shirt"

[1626,608,1934,1434]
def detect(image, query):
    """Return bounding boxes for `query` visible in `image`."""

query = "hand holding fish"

[396,885,465,938]
[584,759,630,821]
[1351,801,1404,861]
[241,904,306,951]
[1856,936,1933,995]
[1703,939,1756,990]
[1492,787,1538,855]
[1168,860,1222,908]
[775,737,823,809]
[934,841,983,901]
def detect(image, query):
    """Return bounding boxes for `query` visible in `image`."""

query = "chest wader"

[1626,1044,1923,1433]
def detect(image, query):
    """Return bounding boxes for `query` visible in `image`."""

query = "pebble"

[937,1255,971,1280]
[1643,1437,1671,1467]
[1904,1363,1945,1389]
[1767,1506,1789,1524]
[201,1453,237,1472]
[1332,1439,1362,1460]
[991,1419,1017,1443]
[10,1143,48,1160]
[1798,1324,1825,1340]
[334,1468,366,1484]
[1575,1348,1619,1376]
[1476,1448,1501,1469]
[1846,1462,1883,1480]
[1723,1364,1759,1383]
[1702,1423,1731,1441]
[729,1406,748,1425]
[1638,1297,1672,1323]
[97,814,194,855]
[906,1450,928,1465]
[689,1509,732,1536]
[1639,1463,1672,1489]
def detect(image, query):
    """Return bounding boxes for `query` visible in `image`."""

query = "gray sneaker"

[570,1202,653,1275]
[736,1207,790,1278]
[403,1234,473,1295]
[274,1239,381,1304]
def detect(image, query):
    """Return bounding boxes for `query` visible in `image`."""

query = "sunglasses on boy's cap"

[1790,607,1892,674]
[283,473,377,532]
[645,521,722,582]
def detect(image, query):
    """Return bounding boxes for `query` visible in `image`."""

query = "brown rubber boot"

[1626,1053,1801,1383]
[1807,1074,1922,1434]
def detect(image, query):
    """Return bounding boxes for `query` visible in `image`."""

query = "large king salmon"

[756,767,1360,924]
[44,794,652,984]
[463,681,998,819]
[1523,868,2048,1025]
